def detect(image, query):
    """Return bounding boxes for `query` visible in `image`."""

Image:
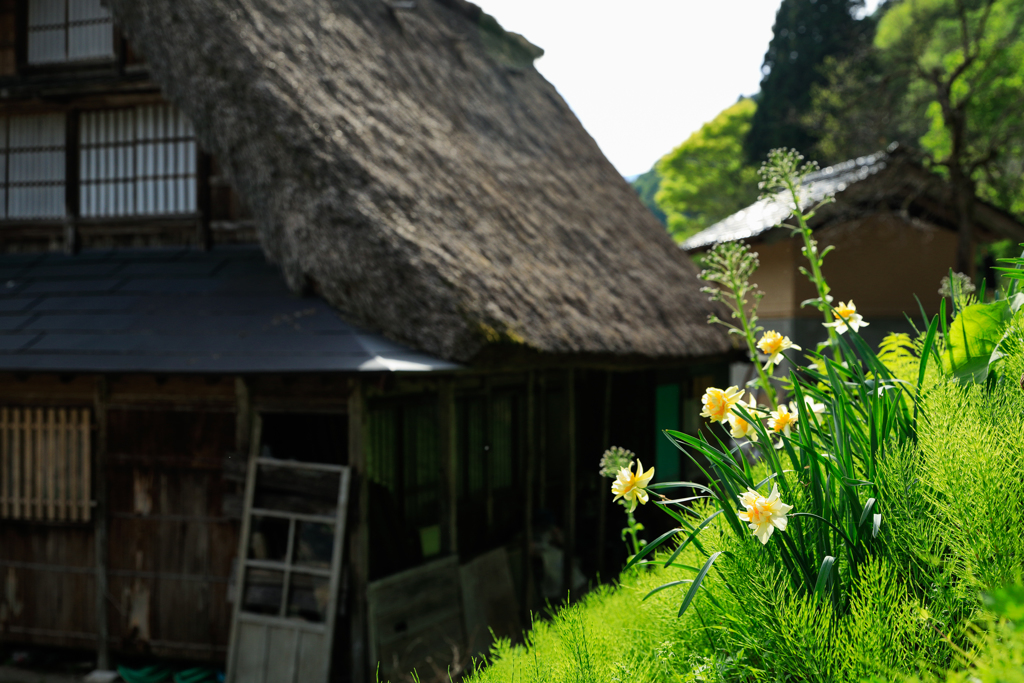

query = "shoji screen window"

[0,114,67,220]
[27,0,115,65]
[80,104,198,217]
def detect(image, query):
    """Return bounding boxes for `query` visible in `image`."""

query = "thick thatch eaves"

[104,0,729,364]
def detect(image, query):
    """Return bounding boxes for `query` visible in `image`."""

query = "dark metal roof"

[680,151,889,251]
[0,246,460,373]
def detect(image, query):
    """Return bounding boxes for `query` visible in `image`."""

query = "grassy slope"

[465,321,1024,683]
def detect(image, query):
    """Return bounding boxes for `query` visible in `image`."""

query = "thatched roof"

[683,146,1024,252]
[104,0,729,364]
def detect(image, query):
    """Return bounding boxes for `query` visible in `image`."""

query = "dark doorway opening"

[260,412,348,465]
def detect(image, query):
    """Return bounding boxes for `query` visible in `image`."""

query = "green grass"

[464,320,1024,683]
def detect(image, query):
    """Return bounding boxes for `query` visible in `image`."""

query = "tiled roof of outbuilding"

[680,152,889,251]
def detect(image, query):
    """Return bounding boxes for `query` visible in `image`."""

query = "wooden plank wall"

[0,372,358,664]
[0,375,242,661]
[0,522,97,648]
[0,375,96,650]
[105,407,237,661]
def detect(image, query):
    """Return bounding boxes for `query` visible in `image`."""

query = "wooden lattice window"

[0,407,91,521]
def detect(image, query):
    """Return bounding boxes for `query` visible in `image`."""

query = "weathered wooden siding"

[106,408,237,660]
[0,523,96,647]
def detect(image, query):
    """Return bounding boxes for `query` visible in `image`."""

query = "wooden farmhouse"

[0,1,732,681]
[681,146,1024,351]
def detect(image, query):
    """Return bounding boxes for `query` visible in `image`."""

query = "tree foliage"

[744,0,875,163]
[654,99,759,241]
[882,0,1024,219]
[630,166,667,226]
[809,0,1024,271]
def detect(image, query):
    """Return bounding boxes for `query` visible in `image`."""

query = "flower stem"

[784,178,842,361]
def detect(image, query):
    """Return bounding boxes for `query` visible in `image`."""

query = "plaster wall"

[795,213,957,319]
[752,238,797,319]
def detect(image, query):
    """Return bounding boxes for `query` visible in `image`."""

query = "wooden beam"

[196,151,212,250]
[484,376,493,532]
[234,377,251,457]
[562,368,576,599]
[522,370,536,619]
[438,379,457,556]
[347,379,369,683]
[64,109,80,255]
[93,377,110,670]
[596,371,612,574]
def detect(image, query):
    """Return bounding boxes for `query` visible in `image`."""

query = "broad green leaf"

[942,300,1012,381]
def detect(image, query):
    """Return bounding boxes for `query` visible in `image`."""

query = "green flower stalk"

[759,148,843,358]
[599,446,649,560]
[699,242,778,407]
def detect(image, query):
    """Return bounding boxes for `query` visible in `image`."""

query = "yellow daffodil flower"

[757,330,802,370]
[789,395,826,418]
[768,404,798,437]
[700,385,744,423]
[727,394,760,442]
[823,300,869,334]
[737,483,793,544]
[611,459,655,513]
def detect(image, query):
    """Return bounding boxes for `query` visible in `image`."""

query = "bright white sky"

[472,0,881,178]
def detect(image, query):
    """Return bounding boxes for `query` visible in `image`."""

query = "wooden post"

[196,151,213,250]
[522,370,536,619]
[64,109,80,255]
[596,371,612,575]
[483,376,493,532]
[235,377,251,456]
[93,377,110,671]
[438,379,457,556]
[562,368,576,599]
[1,407,7,518]
[348,379,369,683]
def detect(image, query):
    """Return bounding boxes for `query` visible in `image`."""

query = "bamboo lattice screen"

[0,407,91,521]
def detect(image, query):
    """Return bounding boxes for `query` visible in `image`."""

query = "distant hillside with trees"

[633,0,1024,262]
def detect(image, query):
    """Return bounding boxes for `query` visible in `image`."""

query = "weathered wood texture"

[367,556,464,682]
[0,523,96,647]
[104,409,238,661]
